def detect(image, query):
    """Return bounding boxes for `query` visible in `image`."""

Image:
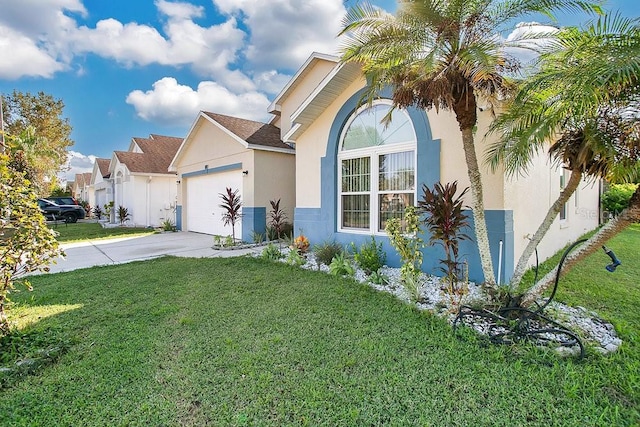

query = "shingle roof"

[116,134,183,174]
[203,112,291,150]
[96,158,110,178]
[74,172,92,187]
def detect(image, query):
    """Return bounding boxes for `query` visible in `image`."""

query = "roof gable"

[96,158,110,178]
[169,112,293,171]
[203,112,290,150]
[113,134,182,175]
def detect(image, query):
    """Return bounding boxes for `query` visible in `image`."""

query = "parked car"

[37,199,86,223]
[46,196,78,205]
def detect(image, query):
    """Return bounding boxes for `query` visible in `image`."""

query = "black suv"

[38,199,86,223]
[46,196,79,206]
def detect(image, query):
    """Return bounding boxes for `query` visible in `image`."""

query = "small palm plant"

[268,199,287,241]
[418,181,471,297]
[219,187,242,244]
[117,205,130,225]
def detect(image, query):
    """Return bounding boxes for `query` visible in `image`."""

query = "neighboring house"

[89,157,112,218]
[268,52,600,283]
[108,134,182,227]
[72,172,92,203]
[169,111,295,242]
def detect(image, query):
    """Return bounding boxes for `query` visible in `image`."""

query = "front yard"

[0,226,638,425]
[49,222,155,242]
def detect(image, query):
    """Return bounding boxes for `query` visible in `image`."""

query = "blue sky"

[0,0,637,182]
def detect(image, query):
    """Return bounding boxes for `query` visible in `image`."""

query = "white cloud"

[0,0,248,82]
[125,77,271,126]
[253,70,292,95]
[155,0,203,20]
[59,150,96,182]
[213,0,346,70]
[0,25,65,79]
[504,22,560,69]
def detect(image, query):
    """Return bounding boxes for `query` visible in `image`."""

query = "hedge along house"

[108,134,182,227]
[169,112,295,242]
[270,53,600,284]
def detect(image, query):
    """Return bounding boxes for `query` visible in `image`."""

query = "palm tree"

[338,0,600,287]
[486,13,640,305]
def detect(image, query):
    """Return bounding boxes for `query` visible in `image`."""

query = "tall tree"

[0,154,62,335]
[486,13,640,304]
[2,90,73,194]
[338,0,601,286]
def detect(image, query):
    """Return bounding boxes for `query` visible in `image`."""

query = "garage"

[185,169,242,236]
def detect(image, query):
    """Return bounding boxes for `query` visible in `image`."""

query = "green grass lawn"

[50,222,155,242]
[0,226,638,425]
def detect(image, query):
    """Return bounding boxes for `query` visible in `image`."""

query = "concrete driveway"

[46,231,262,274]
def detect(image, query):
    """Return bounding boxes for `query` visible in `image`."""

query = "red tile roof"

[115,134,183,174]
[203,112,291,150]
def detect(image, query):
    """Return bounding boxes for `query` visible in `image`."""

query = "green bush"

[385,206,424,302]
[351,236,386,275]
[601,183,638,217]
[313,240,343,266]
[329,252,355,277]
[261,243,283,261]
[285,249,306,267]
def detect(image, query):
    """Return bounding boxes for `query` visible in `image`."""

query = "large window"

[338,102,416,233]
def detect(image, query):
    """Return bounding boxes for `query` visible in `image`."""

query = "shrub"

[385,206,423,302]
[251,230,264,244]
[352,236,386,275]
[117,205,130,225]
[92,205,103,220]
[601,183,638,217]
[0,154,62,335]
[104,201,114,219]
[329,252,355,277]
[161,219,176,232]
[224,235,235,247]
[418,181,471,297]
[219,187,242,242]
[285,249,306,267]
[268,199,287,240]
[313,240,343,266]
[368,270,390,286]
[261,243,283,261]
[291,234,310,254]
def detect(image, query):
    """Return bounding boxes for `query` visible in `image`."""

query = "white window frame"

[337,101,417,235]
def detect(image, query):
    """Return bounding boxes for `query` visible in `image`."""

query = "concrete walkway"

[46,231,264,274]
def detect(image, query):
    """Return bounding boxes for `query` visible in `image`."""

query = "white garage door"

[186,170,243,236]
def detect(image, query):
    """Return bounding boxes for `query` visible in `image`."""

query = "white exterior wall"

[506,154,601,267]
[112,160,177,227]
[253,150,296,222]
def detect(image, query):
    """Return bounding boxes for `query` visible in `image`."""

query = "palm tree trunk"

[460,126,496,285]
[509,169,583,289]
[522,185,640,306]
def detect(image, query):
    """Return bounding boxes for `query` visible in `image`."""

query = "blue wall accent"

[293,86,515,284]
[295,207,514,284]
[176,205,182,231]
[181,162,242,178]
[242,207,267,243]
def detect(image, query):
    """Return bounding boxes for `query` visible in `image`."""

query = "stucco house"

[71,172,92,203]
[108,134,182,227]
[268,52,600,284]
[89,157,112,216]
[169,112,295,242]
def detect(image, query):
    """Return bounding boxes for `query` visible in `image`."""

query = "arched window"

[338,101,416,233]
